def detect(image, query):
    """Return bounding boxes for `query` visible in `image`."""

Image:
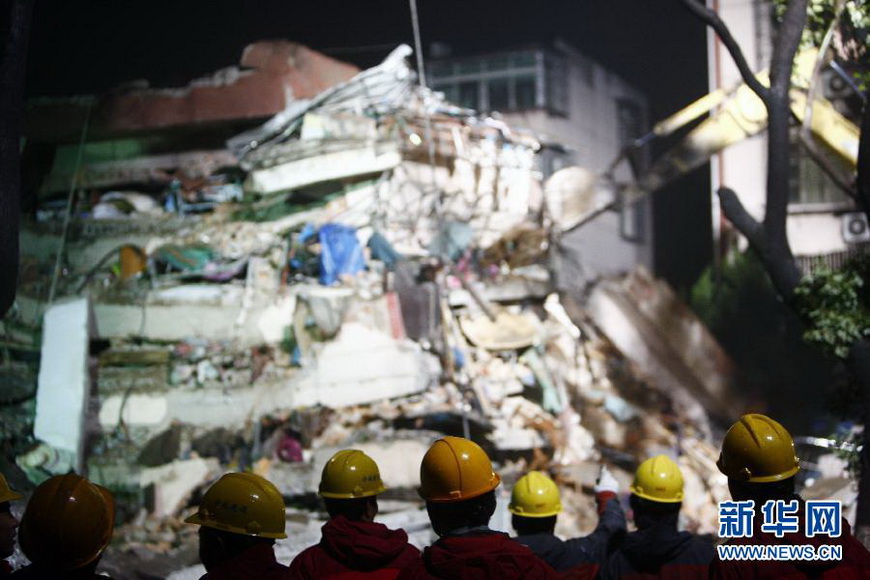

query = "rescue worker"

[598,455,713,579]
[0,474,22,575]
[710,413,870,578]
[509,467,625,573]
[12,473,115,579]
[185,472,290,580]
[288,449,420,578]
[397,436,558,580]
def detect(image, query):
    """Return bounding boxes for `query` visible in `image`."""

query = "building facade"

[709,0,866,270]
[429,41,654,286]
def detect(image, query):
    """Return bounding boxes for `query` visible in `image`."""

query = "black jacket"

[514,494,626,571]
[598,513,713,580]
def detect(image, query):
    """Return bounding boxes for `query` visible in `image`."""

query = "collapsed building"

[2,41,855,577]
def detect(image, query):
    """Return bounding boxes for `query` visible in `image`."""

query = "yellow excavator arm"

[545,49,860,233]
[623,48,859,201]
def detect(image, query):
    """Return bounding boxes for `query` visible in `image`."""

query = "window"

[515,75,537,109]
[616,99,648,243]
[458,82,478,110]
[788,128,852,206]
[487,78,510,111]
[429,49,566,114]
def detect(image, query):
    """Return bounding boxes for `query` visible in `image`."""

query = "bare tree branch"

[680,0,770,101]
[717,186,764,249]
[718,184,802,301]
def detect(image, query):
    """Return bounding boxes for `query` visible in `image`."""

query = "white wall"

[711,0,769,225]
[502,47,654,283]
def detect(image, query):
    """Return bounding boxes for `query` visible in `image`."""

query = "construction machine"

[544,48,862,233]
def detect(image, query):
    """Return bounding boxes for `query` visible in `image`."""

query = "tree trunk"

[0,0,34,319]
[857,103,870,220]
[849,340,870,545]
[852,100,870,544]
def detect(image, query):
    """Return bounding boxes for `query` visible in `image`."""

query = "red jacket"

[10,567,113,579]
[710,505,870,580]
[289,516,420,579]
[396,530,559,580]
[200,542,290,580]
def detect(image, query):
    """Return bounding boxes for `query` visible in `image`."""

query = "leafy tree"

[680,0,870,542]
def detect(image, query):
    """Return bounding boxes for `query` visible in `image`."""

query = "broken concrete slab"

[587,268,741,434]
[140,458,219,519]
[99,393,170,429]
[34,297,91,471]
[246,142,402,195]
[288,322,439,408]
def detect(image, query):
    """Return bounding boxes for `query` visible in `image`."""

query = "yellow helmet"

[185,472,287,539]
[18,474,115,571]
[419,436,500,503]
[630,455,684,503]
[319,449,387,499]
[717,414,800,483]
[0,473,22,504]
[509,471,562,517]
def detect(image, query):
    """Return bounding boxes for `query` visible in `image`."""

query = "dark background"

[25,1,708,117]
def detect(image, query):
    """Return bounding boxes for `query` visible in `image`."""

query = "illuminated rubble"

[7,41,848,578]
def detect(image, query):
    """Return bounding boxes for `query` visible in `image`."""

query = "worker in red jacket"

[289,449,420,579]
[397,436,558,580]
[0,474,21,576]
[598,455,713,579]
[186,472,291,580]
[710,413,870,579]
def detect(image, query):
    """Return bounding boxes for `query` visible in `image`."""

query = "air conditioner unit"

[822,70,854,101]
[842,212,870,244]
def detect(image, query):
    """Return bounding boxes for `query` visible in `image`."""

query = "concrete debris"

[140,458,220,519]
[7,39,851,578]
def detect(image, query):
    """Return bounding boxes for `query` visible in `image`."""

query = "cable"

[408,0,440,212]
[408,0,427,89]
[47,98,94,307]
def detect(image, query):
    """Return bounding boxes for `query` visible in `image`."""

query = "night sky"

[25,0,708,119]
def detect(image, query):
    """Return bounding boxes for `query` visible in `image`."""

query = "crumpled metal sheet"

[228,45,415,164]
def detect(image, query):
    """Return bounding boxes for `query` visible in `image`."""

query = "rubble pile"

[2,43,763,576]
